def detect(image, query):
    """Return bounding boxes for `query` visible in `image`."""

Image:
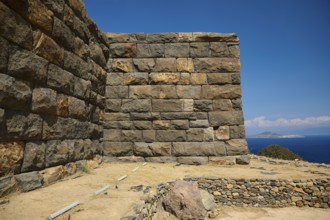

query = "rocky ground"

[0,156,329,220]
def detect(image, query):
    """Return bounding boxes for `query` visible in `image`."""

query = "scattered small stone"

[260,171,280,175]
[130,185,144,192]
[0,199,9,206]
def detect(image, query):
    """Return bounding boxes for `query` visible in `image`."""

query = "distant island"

[248,131,305,138]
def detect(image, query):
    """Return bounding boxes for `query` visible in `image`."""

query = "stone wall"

[104,32,248,162]
[0,0,107,179]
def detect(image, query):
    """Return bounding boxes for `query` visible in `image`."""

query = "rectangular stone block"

[171,120,189,130]
[182,99,194,111]
[74,77,91,99]
[208,111,244,126]
[137,43,164,58]
[89,41,106,66]
[154,58,176,72]
[177,85,201,99]
[190,42,209,57]
[149,72,180,84]
[103,141,133,157]
[122,72,148,85]
[179,72,190,85]
[133,58,156,72]
[129,85,160,99]
[228,44,240,58]
[201,85,241,99]
[146,33,177,43]
[47,64,75,95]
[21,142,46,172]
[105,99,121,112]
[52,17,75,51]
[0,141,24,176]
[0,37,9,73]
[226,139,248,155]
[122,99,151,112]
[110,43,137,58]
[206,73,232,85]
[121,130,143,142]
[142,130,156,143]
[177,157,209,165]
[63,51,89,79]
[104,112,130,121]
[110,59,134,73]
[15,171,43,192]
[160,85,177,99]
[187,128,204,142]
[190,120,209,128]
[145,157,177,163]
[156,130,186,142]
[191,73,207,85]
[106,86,128,99]
[133,142,172,156]
[45,140,74,167]
[160,112,196,120]
[210,42,229,57]
[172,142,226,156]
[104,129,121,141]
[193,58,240,73]
[165,43,189,57]
[192,33,239,42]
[229,125,246,139]
[32,88,57,115]
[68,96,89,120]
[213,99,232,111]
[131,112,160,120]
[56,94,69,117]
[152,99,182,112]
[134,121,153,130]
[153,120,171,130]
[194,100,213,112]
[106,72,122,85]
[214,126,230,140]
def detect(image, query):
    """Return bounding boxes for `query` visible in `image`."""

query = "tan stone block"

[204,127,215,141]
[111,59,133,73]
[74,37,88,60]
[177,32,193,42]
[106,33,130,43]
[213,99,232,111]
[40,165,66,186]
[129,85,160,99]
[56,94,69,117]
[179,72,190,85]
[153,120,171,130]
[176,58,194,72]
[229,44,240,58]
[67,0,87,19]
[149,73,180,84]
[191,73,207,85]
[214,126,230,140]
[110,43,137,58]
[33,31,64,66]
[182,99,194,111]
[192,32,239,42]
[28,0,54,33]
[201,85,241,99]
[160,85,177,99]
[0,142,24,176]
[193,58,240,73]
[207,73,232,85]
[177,85,201,99]
[154,58,176,72]
[226,139,248,155]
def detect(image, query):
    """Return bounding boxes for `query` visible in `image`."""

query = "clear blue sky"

[85,0,330,135]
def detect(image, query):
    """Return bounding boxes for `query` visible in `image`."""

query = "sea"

[247,135,330,164]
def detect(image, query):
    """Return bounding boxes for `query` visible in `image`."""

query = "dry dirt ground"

[1,157,330,220]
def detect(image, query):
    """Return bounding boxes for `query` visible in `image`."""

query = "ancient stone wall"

[104,32,248,163]
[0,0,107,179]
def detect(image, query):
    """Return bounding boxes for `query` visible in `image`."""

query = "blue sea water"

[247,135,330,164]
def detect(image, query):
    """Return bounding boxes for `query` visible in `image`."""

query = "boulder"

[0,142,24,176]
[15,171,43,192]
[200,189,216,211]
[236,155,251,165]
[162,180,207,219]
[40,165,65,186]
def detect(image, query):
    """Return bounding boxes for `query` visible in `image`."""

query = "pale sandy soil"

[0,158,329,220]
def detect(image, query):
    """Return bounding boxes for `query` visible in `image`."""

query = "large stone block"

[160,85,177,99]
[0,2,33,50]
[104,112,130,121]
[21,142,45,172]
[63,51,89,79]
[177,85,201,99]
[68,96,89,120]
[160,112,196,120]
[103,129,121,141]
[52,17,75,51]
[15,171,43,192]
[41,0,65,18]
[74,77,91,99]
[110,59,134,73]
[121,130,143,142]
[176,58,194,72]
[72,16,90,43]
[149,72,180,84]
[146,33,177,43]
[177,157,209,165]
[110,43,136,58]
[154,58,176,72]
[106,86,128,99]
[171,120,189,130]
[228,44,240,58]
[201,85,241,99]
[208,111,244,126]
[0,73,31,110]
[194,100,213,112]
[105,99,121,112]
[213,99,232,111]
[133,58,155,72]
[214,126,230,140]
[152,99,182,112]
[134,121,153,130]
[122,99,151,112]
[103,142,133,156]
[179,72,190,85]
[190,42,209,57]
[90,42,107,67]
[192,33,239,42]
[142,130,156,143]
[32,88,57,115]
[207,73,232,85]
[6,112,42,140]
[182,99,194,111]
[0,37,9,73]
[193,58,240,73]
[187,128,204,142]
[47,64,75,95]
[133,142,171,156]
[66,0,87,19]
[33,31,64,66]
[172,142,226,156]
[131,112,160,121]
[106,72,122,85]
[0,142,24,177]
[129,85,160,99]
[191,73,207,85]
[0,175,17,197]
[156,130,186,142]
[40,165,66,186]
[145,157,177,163]
[210,42,229,57]
[56,94,69,117]
[8,49,48,84]
[230,125,246,139]
[190,120,209,128]
[153,120,171,130]
[45,140,74,167]
[226,139,248,155]
[165,43,189,57]
[121,72,148,85]
[137,44,164,57]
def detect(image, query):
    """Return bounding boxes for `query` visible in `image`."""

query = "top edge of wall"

[105,32,239,44]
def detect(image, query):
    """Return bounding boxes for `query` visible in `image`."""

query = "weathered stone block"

[106,33,130,43]
[192,33,239,42]
[150,72,180,84]
[182,99,194,111]
[194,100,213,112]
[177,33,193,42]
[209,156,235,165]
[0,37,9,73]
[214,126,230,140]
[47,64,75,95]
[187,128,204,142]
[172,142,225,156]
[6,112,42,140]
[226,139,248,155]
[131,112,160,120]
[146,33,177,43]
[0,2,33,50]
[90,42,107,67]
[0,142,24,176]
[142,130,156,143]
[137,44,164,58]
[210,42,229,57]
[110,43,136,58]
[228,44,240,58]
[105,99,121,112]
[134,121,153,130]
[160,85,177,99]
[156,130,186,142]
[129,85,160,99]
[68,96,89,120]
[190,43,209,57]
[122,72,148,85]
[152,100,182,112]
[21,142,45,172]
[45,140,74,167]
[133,142,172,156]
[63,51,89,79]
[153,120,171,130]
[176,58,194,72]
[104,112,130,121]
[0,73,31,110]
[15,171,43,192]
[103,142,133,156]
[165,43,189,57]
[191,73,207,85]
[232,98,242,110]
[32,88,57,114]
[0,108,4,137]
[190,120,209,128]
[204,127,215,141]
[74,77,91,99]
[207,73,232,85]
[52,17,75,51]
[40,165,66,186]
[230,125,245,139]
[72,16,90,43]
[74,37,88,60]
[179,72,190,85]
[111,59,134,73]
[171,120,189,130]
[122,99,151,112]
[33,31,64,66]
[56,94,69,117]
[145,157,177,163]
[104,129,121,141]
[195,112,208,120]
[66,0,87,19]
[201,85,241,99]
[0,175,17,197]
[41,0,64,18]
[8,49,48,84]
[154,58,176,72]
[133,58,155,72]
[121,130,143,142]
[106,86,128,99]
[106,72,122,85]
[193,58,240,73]
[161,112,196,120]
[213,99,232,111]
[231,73,241,84]
[177,157,209,165]
[209,111,244,126]
[177,85,201,99]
